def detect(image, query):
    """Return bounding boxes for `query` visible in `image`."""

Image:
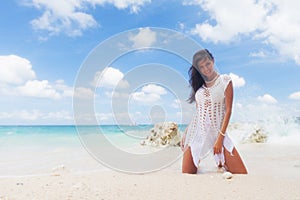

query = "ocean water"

[229,116,300,145]
[0,121,299,177]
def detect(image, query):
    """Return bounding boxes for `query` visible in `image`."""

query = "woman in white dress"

[181,49,247,174]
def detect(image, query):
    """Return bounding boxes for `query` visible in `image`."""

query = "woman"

[181,49,247,174]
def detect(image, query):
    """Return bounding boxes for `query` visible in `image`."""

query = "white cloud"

[74,87,94,99]
[178,22,185,30]
[104,91,114,98]
[235,102,243,109]
[0,55,75,100]
[77,112,134,124]
[1,78,74,100]
[0,110,72,122]
[16,80,61,99]
[96,112,113,121]
[25,0,150,37]
[289,91,300,100]
[249,51,267,58]
[0,110,42,121]
[54,79,74,97]
[0,55,36,85]
[131,84,167,104]
[129,27,157,48]
[171,99,181,108]
[257,94,277,104]
[228,73,246,88]
[140,84,167,95]
[29,0,97,37]
[89,0,151,13]
[43,110,73,120]
[295,55,300,65]
[187,0,300,65]
[93,67,129,89]
[18,110,43,120]
[104,91,129,99]
[188,0,267,43]
[131,91,160,103]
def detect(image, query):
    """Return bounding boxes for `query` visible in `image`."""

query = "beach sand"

[0,143,300,200]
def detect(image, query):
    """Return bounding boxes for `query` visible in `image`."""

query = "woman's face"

[197,58,214,78]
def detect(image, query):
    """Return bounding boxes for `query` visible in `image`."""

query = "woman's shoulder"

[219,74,232,84]
[220,74,232,81]
[219,74,232,90]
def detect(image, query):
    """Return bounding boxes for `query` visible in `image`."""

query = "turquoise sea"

[0,125,189,148]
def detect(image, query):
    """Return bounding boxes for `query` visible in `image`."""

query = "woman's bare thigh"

[182,146,197,174]
[224,147,248,174]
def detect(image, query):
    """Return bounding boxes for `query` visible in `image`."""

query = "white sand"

[0,143,300,200]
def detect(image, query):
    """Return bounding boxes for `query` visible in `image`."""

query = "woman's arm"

[213,81,233,154]
[220,81,233,135]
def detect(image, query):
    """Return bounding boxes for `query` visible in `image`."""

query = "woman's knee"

[182,168,197,174]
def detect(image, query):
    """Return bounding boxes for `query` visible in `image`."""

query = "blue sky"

[0,0,300,125]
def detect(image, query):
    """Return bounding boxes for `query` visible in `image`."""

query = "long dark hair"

[187,49,214,103]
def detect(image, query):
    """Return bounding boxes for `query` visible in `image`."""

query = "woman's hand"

[213,135,224,154]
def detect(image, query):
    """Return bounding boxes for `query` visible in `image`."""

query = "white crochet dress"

[184,74,234,168]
